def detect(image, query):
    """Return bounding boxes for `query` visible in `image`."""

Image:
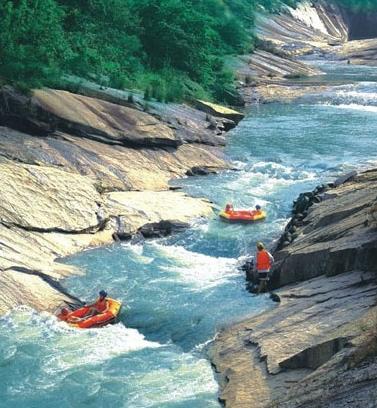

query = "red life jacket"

[94,298,107,313]
[256,250,271,271]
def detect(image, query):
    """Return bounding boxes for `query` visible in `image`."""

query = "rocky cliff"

[210,3,377,406]
[0,84,242,314]
[211,169,377,407]
[234,0,377,104]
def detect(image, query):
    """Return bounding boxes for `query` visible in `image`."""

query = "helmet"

[255,205,261,210]
[99,290,108,298]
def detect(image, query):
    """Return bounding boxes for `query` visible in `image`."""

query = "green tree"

[0,0,70,88]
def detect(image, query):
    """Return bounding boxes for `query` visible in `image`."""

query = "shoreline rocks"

[0,84,239,314]
[212,4,377,402]
[212,169,377,407]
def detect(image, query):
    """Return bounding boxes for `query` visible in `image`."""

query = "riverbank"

[209,2,377,407]
[210,169,377,407]
[0,84,245,313]
[2,0,376,315]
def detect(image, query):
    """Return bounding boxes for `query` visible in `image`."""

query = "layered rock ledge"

[234,1,377,104]
[211,169,377,407]
[0,85,239,314]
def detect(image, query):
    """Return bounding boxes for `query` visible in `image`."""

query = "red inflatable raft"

[219,209,266,222]
[58,298,122,329]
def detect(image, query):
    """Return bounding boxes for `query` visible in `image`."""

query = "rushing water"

[1,61,377,408]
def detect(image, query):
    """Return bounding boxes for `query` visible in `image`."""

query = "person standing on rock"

[255,242,274,294]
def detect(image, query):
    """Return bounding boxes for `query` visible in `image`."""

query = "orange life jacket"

[256,250,271,271]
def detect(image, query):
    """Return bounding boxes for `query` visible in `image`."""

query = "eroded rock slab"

[0,126,227,192]
[0,162,102,232]
[32,89,179,147]
[336,38,377,66]
[105,190,213,237]
[211,271,377,408]
[0,269,72,314]
[272,169,377,287]
[194,100,245,123]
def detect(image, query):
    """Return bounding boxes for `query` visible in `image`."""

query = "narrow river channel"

[1,60,377,407]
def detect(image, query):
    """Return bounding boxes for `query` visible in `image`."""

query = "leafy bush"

[0,0,70,89]
[0,0,301,101]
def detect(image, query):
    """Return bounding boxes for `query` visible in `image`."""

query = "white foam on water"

[320,102,377,113]
[150,243,239,290]
[1,307,160,374]
[231,160,248,170]
[315,82,377,111]
[121,242,155,264]
[127,353,218,407]
[336,90,377,103]
[227,161,317,197]
[336,104,377,113]
[46,324,160,373]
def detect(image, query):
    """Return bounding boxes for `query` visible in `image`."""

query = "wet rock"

[186,166,214,176]
[139,220,188,238]
[194,99,244,123]
[211,271,377,408]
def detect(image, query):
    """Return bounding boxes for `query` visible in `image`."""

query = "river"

[1,60,377,407]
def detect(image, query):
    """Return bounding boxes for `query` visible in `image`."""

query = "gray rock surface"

[211,169,377,407]
[272,169,377,288]
[0,84,232,313]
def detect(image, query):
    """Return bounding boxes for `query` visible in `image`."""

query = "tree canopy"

[0,0,301,100]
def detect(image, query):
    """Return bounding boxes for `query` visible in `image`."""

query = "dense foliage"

[0,0,293,101]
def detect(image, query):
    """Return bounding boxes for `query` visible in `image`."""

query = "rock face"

[105,190,213,239]
[0,162,102,232]
[210,271,377,408]
[0,84,233,314]
[271,169,377,288]
[337,38,377,66]
[256,1,348,56]
[33,89,179,147]
[211,169,377,407]
[236,1,377,104]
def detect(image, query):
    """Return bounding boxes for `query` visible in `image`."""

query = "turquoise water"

[2,61,377,407]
